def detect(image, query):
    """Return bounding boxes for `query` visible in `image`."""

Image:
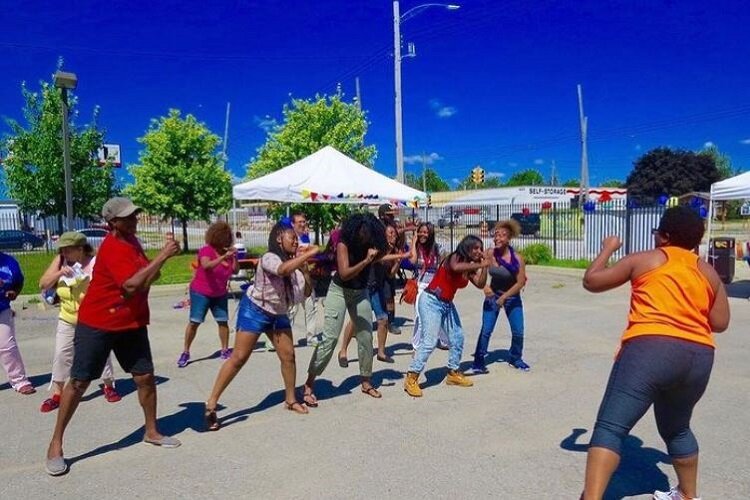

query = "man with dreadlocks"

[302,212,388,406]
[204,221,319,430]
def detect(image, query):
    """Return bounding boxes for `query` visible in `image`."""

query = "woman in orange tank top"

[578,206,729,500]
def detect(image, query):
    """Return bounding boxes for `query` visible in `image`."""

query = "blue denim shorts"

[189,289,229,324]
[369,288,388,321]
[236,294,291,334]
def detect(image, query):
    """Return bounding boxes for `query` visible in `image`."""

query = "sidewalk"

[1,266,748,499]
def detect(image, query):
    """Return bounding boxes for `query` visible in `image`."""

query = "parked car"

[510,212,542,237]
[0,229,46,251]
[78,227,109,247]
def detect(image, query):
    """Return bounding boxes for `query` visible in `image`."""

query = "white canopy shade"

[709,171,750,201]
[232,146,426,205]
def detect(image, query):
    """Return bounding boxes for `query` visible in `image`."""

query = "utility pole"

[577,84,589,204]
[222,102,231,161]
[550,160,558,186]
[355,77,362,110]
[393,1,404,182]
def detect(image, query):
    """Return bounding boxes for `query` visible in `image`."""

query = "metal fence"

[391,199,716,261]
[3,199,745,283]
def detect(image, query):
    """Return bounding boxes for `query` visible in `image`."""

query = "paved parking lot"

[1,266,749,499]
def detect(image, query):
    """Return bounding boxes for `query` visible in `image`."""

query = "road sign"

[97,144,122,167]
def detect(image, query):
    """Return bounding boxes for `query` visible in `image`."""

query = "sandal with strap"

[361,386,382,399]
[204,405,220,431]
[285,401,309,414]
[18,384,36,395]
[302,388,319,407]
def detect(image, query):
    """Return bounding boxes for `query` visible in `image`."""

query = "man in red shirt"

[45,197,181,476]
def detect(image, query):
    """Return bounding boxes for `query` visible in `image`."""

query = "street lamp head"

[54,71,78,90]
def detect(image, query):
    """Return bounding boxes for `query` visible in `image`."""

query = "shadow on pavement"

[80,375,169,402]
[0,372,51,392]
[560,427,671,499]
[725,279,750,299]
[68,400,208,467]
[458,348,511,372]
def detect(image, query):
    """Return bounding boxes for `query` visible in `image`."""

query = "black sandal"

[204,405,220,431]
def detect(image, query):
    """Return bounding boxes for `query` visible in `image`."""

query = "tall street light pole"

[54,70,78,231]
[393,1,460,183]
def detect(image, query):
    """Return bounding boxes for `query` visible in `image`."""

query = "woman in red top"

[45,197,182,476]
[579,207,729,500]
[403,235,491,397]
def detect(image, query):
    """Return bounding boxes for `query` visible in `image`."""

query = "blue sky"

[2,0,749,190]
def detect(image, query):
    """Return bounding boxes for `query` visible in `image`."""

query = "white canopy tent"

[706,171,750,258]
[232,146,426,205]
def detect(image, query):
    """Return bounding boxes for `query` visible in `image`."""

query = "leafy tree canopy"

[625,147,719,198]
[125,109,232,250]
[246,94,377,238]
[1,67,116,224]
[504,169,545,187]
[404,167,450,193]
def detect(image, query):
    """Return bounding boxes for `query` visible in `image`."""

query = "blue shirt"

[0,252,23,312]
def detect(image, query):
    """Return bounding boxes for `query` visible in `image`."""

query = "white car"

[78,228,109,248]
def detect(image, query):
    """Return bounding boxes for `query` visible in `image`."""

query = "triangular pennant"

[310,192,318,201]
[301,189,311,199]
[337,193,344,198]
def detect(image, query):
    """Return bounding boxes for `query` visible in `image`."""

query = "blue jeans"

[473,294,524,368]
[408,292,464,373]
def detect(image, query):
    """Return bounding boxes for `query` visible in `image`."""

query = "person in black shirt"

[303,213,388,405]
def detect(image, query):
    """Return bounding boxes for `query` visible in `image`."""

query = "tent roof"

[232,146,425,204]
[710,171,750,201]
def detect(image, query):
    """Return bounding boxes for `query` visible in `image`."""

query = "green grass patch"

[14,249,200,295]
[543,258,591,269]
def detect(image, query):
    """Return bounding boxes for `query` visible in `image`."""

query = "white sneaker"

[653,486,701,500]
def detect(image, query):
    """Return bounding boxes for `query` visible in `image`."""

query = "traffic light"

[426,194,432,207]
[471,166,485,185]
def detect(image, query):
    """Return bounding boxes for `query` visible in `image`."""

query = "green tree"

[125,109,232,251]
[405,167,450,193]
[1,73,116,229]
[626,147,719,199]
[600,179,625,188]
[504,169,545,187]
[700,144,736,180]
[455,173,503,190]
[562,179,580,187]
[246,94,377,239]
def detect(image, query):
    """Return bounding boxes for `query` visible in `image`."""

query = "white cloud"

[403,152,443,165]
[486,171,505,179]
[740,138,750,145]
[429,99,457,118]
[703,141,715,148]
[533,158,544,165]
[253,115,277,133]
[436,107,457,118]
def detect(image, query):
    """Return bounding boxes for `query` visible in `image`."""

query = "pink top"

[190,245,236,298]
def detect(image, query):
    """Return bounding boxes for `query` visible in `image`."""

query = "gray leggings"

[590,335,714,458]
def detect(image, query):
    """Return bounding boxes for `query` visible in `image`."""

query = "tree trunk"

[57,213,63,235]
[181,220,189,252]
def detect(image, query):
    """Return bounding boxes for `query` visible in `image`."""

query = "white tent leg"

[705,191,714,262]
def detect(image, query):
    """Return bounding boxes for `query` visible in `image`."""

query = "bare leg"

[206,332,258,409]
[51,380,65,397]
[217,321,230,351]
[337,321,354,361]
[582,446,620,500]
[132,372,166,441]
[376,319,389,359]
[47,379,91,459]
[182,322,199,353]
[270,330,306,413]
[673,454,699,499]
